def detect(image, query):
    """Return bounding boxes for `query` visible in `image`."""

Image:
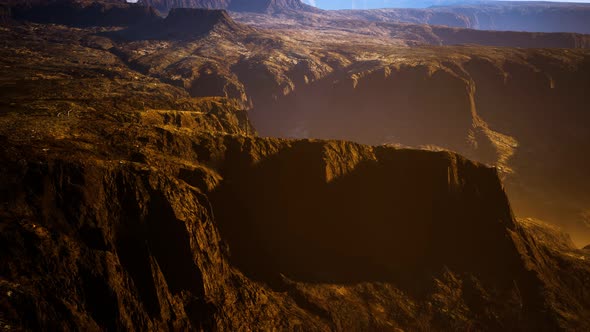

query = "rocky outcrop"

[2,102,589,330]
[2,12,590,331]
[229,49,590,247]
[99,1,590,246]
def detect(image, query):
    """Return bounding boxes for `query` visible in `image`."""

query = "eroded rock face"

[2,3,590,331]
[1,106,588,330]
[5,0,590,245]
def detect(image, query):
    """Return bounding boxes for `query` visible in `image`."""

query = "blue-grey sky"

[302,0,590,10]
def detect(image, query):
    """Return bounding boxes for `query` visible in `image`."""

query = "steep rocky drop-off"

[2,4,590,330]
[2,41,590,327]
[26,1,587,245]
[14,0,587,246]
[127,14,590,245]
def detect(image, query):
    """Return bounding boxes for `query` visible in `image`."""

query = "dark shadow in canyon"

[246,54,590,246]
[209,142,524,296]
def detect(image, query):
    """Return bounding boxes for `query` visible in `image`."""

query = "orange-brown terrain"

[1,0,590,330]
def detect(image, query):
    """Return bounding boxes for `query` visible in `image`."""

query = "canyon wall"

[235,49,590,247]
[2,103,586,330]
[2,4,590,330]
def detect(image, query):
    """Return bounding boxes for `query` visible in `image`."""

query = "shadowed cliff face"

[1,115,586,330]
[241,50,590,247]
[2,3,590,331]
[211,141,522,288]
[4,0,589,246]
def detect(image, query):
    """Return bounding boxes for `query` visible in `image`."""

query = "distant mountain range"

[303,0,477,9]
[303,0,590,10]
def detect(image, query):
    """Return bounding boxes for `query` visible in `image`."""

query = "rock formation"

[2,1,590,330]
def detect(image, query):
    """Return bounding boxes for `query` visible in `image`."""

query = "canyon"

[1,0,590,330]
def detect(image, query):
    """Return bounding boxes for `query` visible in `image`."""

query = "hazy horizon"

[303,0,590,10]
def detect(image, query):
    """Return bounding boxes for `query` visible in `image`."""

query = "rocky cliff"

[2,4,590,331]
[5,122,588,330]
[240,48,590,246]
[2,30,589,326]
[83,3,590,245]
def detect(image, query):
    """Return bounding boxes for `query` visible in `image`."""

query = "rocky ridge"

[102,5,590,244]
[1,28,590,326]
[1,2,590,330]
